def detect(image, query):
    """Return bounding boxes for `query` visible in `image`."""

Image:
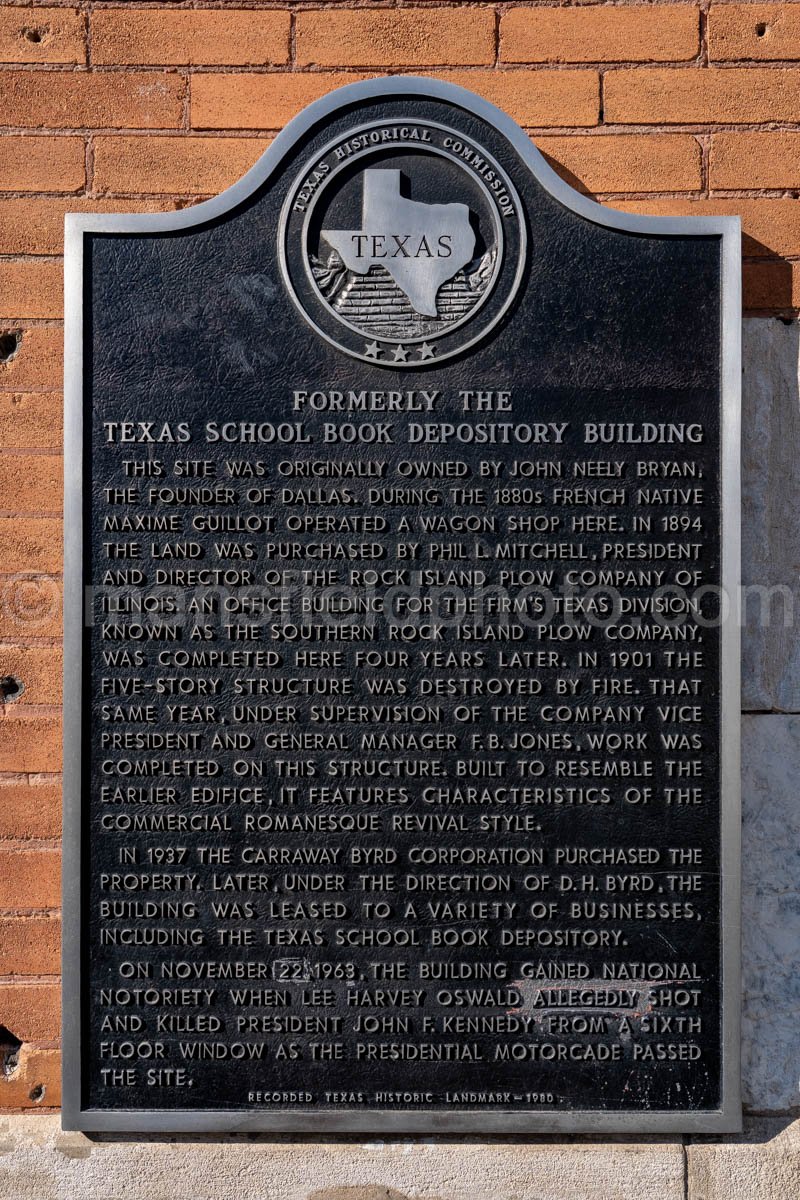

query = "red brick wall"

[0,0,795,1113]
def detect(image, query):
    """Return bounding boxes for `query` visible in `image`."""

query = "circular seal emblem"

[279,119,526,368]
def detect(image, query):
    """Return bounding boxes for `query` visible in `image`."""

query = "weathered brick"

[0,916,60,974]
[0,69,184,130]
[194,66,598,133]
[0,574,62,642]
[0,780,61,839]
[0,644,63,705]
[0,328,62,392]
[296,8,495,67]
[617,197,800,259]
[192,71,371,130]
[0,135,84,192]
[743,259,800,310]
[0,6,85,66]
[711,130,800,189]
[92,8,289,67]
[538,133,701,194]
[709,3,800,61]
[0,262,62,321]
[0,519,62,574]
[0,1047,60,1109]
[0,454,62,514]
[0,199,177,256]
[0,849,60,910]
[429,70,600,127]
[0,395,61,448]
[0,716,61,774]
[501,5,699,64]
[0,984,60,1041]
[93,135,267,196]
[605,66,800,124]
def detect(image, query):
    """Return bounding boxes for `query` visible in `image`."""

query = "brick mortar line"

[8,189,800,203]
[0,1,752,7]
[0,838,61,849]
[0,772,63,781]
[110,123,800,136]
[207,60,800,72]
[0,1109,60,1116]
[0,194,86,203]
[0,1106,60,1114]
[15,122,800,136]
[0,975,59,985]
[0,125,186,135]
[0,703,63,713]
[0,1,758,8]
[12,60,800,75]
[698,132,711,196]
[13,1,280,6]
[0,638,61,648]
[0,842,62,850]
[0,705,62,715]
[0,907,61,916]
[81,2,91,73]
[0,192,177,202]
[501,55,706,70]
[0,631,61,641]
[1,56,800,73]
[442,0,706,7]
[699,0,710,71]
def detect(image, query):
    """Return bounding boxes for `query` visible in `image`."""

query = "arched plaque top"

[65,75,739,245]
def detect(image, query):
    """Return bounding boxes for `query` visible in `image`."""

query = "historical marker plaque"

[63,78,741,1133]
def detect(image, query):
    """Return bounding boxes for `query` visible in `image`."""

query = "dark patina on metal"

[63,77,741,1134]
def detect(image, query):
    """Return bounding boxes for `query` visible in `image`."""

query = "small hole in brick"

[0,331,21,363]
[29,1084,46,1103]
[756,22,768,36]
[23,28,43,44]
[0,675,24,702]
[0,1025,22,1079]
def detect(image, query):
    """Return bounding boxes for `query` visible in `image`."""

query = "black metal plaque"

[63,77,741,1133]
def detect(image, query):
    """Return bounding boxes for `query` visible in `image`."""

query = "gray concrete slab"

[741,715,800,1112]
[688,1117,800,1199]
[0,1115,685,1200]
[742,319,800,712]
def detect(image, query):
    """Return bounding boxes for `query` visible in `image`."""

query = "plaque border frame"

[62,74,742,1135]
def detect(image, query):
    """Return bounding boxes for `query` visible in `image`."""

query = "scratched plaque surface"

[63,78,741,1133]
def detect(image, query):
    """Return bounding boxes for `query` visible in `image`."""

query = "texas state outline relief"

[321,169,475,316]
